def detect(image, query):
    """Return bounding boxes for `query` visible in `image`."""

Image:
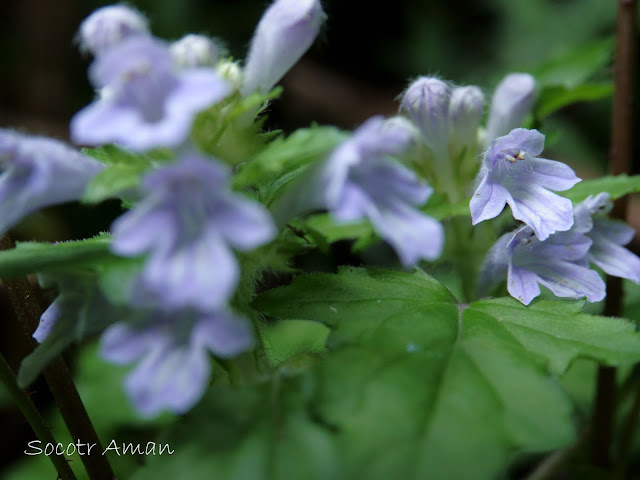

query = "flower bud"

[217,61,244,90]
[400,77,451,158]
[485,73,536,142]
[449,85,484,156]
[242,0,326,95]
[78,5,149,56]
[170,34,220,69]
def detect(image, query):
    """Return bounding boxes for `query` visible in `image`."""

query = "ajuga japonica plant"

[1,2,640,480]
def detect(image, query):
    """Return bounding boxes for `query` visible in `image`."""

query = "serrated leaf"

[0,236,114,279]
[233,126,348,197]
[131,381,341,480]
[254,268,640,480]
[536,82,613,118]
[562,174,640,203]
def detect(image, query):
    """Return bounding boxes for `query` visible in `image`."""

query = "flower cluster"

[24,0,325,416]
[3,0,638,423]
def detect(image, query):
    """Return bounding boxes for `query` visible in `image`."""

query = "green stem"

[450,217,476,303]
[0,353,78,480]
[0,234,115,480]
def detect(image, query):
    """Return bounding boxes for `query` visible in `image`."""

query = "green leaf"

[0,236,114,279]
[533,37,614,88]
[131,381,341,480]
[562,174,640,203]
[84,163,148,204]
[234,126,348,203]
[535,82,613,118]
[254,268,640,480]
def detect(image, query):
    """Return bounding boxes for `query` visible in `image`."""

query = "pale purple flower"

[0,129,103,234]
[400,77,451,159]
[485,73,536,142]
[574,193,640,283]
[170,34,220,69]
[470,128,580,240]
[101,309,253,416]
[320,116,444,265]
[449,86,484,157]
[71,36,231,151]
[78,4,150,56]
[242,0,326,95]
[111,153,276,311]
[485,225,605,305]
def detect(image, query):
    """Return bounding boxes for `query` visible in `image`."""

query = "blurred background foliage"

[0,0,638,478]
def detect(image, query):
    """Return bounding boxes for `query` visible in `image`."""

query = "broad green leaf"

[131,381,342,480]
[533,37,614,88]
[536,82,613,118]
[233,126,348,198]
[254,268,640,480]
[261,319,330,367]
[562,174,640,204]
[0,236,113,279]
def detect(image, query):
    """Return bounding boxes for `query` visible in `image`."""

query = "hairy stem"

[591,0,637,469]
[0,234,115,480]
[0,353,78,480]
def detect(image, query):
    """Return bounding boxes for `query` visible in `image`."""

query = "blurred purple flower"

[71,36,230,151]
[470,128,580,240]
[449,85,484,157]
[0,129,103,234]
[574,193,640,283]
[101,308,253,416]
[320,116,444,265]
[111,153,276,311]
[170,34,220,69]
[78,4,150,56]
[485,73,536,142]
[242,0,326,95]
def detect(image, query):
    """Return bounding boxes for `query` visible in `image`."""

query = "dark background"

[0,0,632,476]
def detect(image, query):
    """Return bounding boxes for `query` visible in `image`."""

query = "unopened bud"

[217,61,244,90]
[449,85,484,156]
[400,77,451,158]
[242,0,326,95]
[170,34,220,69]
[485,73,535,142]
[78,5,149,56]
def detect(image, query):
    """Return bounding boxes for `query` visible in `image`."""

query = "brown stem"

[591,0,637,470]
[0,234,116,480]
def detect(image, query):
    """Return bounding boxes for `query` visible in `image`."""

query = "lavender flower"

[101,309,253,416]
[319,116,444,265]
[0,130,103,234]
[242,0,326,95]
[111,153,276,312]
[78,5,149,56]
[470,128,580,240]
[449,86,484,157]
[574,193,640,283]
[400,77,451,160]
[170,34,220,69]
[484,225,605,305]
[485,73,536,142]
[71,36,230,151]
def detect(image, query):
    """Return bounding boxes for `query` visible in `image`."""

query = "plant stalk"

[0,233,116,480]
[0,353,78,480]
[591,0,637,469]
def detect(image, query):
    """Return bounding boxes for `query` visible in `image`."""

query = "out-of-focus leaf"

[0,235,113,279]
[535,82,613,118]
[533,37,614,88]
[562,174,640,204]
